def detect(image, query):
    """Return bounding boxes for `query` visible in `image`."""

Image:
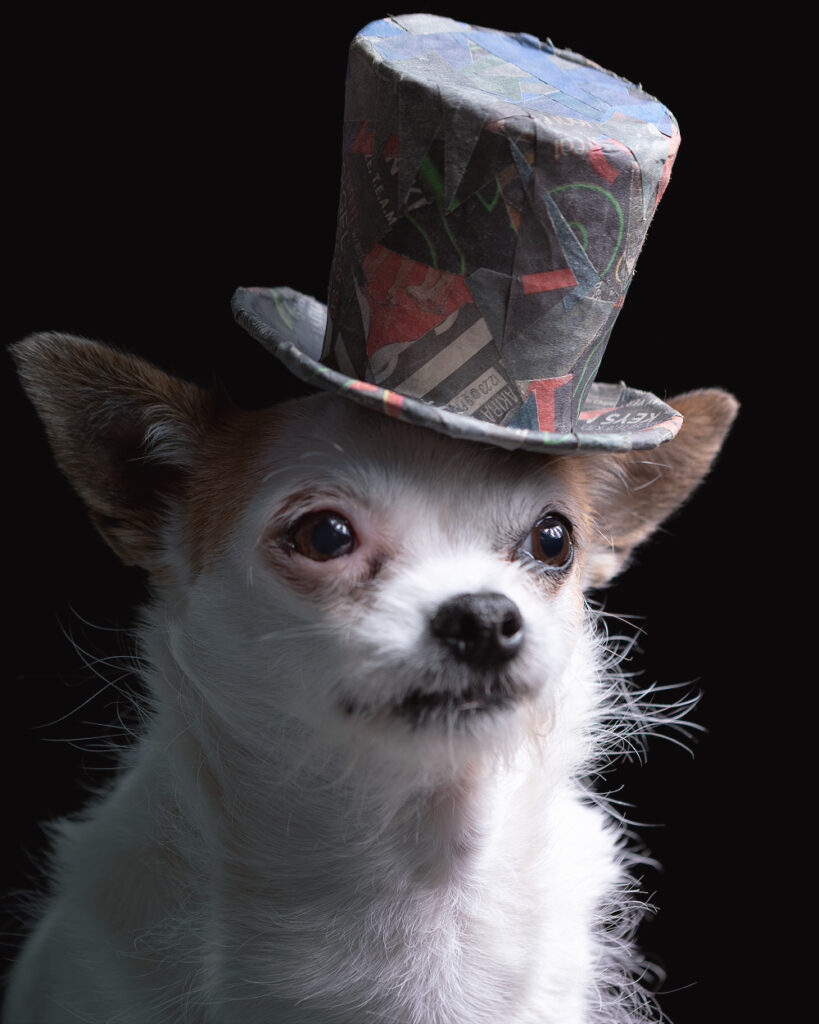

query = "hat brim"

[232,286,682,454]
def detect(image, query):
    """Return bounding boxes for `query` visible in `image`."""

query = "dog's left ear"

[580,388,739,588]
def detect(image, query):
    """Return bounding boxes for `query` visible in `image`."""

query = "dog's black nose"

[430,593,524,665]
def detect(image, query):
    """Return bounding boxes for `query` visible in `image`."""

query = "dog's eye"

[522,514,573,569]
[290,511,357,561]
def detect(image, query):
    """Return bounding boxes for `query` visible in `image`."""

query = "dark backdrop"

[3,6,774,1021]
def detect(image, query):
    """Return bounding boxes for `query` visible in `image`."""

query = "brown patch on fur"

[184,405,284,577]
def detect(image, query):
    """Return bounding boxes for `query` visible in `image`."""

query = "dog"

[4,332,736,1023]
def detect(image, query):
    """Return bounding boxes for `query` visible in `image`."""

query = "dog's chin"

[339,671,535,731]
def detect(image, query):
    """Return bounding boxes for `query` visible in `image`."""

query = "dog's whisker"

[254,625,324,643]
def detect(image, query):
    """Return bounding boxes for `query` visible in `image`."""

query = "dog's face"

[171,394,595,768]
[12,334,737,780]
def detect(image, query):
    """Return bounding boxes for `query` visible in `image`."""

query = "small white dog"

[5,332,736,1024]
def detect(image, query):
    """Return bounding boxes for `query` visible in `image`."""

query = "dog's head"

[12,334,737,779]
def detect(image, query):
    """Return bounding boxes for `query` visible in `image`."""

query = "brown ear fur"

[580,389,739,588]
[12,332,216,575]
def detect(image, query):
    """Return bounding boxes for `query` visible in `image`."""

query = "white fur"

[4,389,711,1024]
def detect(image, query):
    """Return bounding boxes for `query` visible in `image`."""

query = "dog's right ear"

[578,388,739,588]
[12,332,217,575]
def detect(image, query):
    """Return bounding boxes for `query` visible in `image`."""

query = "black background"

[3,5,777,1021]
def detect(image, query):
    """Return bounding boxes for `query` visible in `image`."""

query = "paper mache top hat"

[232,13,683,453]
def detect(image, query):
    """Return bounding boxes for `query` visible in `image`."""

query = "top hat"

[233,13,683,452]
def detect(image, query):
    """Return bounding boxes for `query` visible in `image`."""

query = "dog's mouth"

[341,673,531,728]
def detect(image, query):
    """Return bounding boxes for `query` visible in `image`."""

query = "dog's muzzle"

[387,592,529,726]
[339,592,531,727]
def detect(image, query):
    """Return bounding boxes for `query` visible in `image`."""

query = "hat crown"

[320,14,679,435]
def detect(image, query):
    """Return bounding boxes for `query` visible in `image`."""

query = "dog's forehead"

[265,394,578,507]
